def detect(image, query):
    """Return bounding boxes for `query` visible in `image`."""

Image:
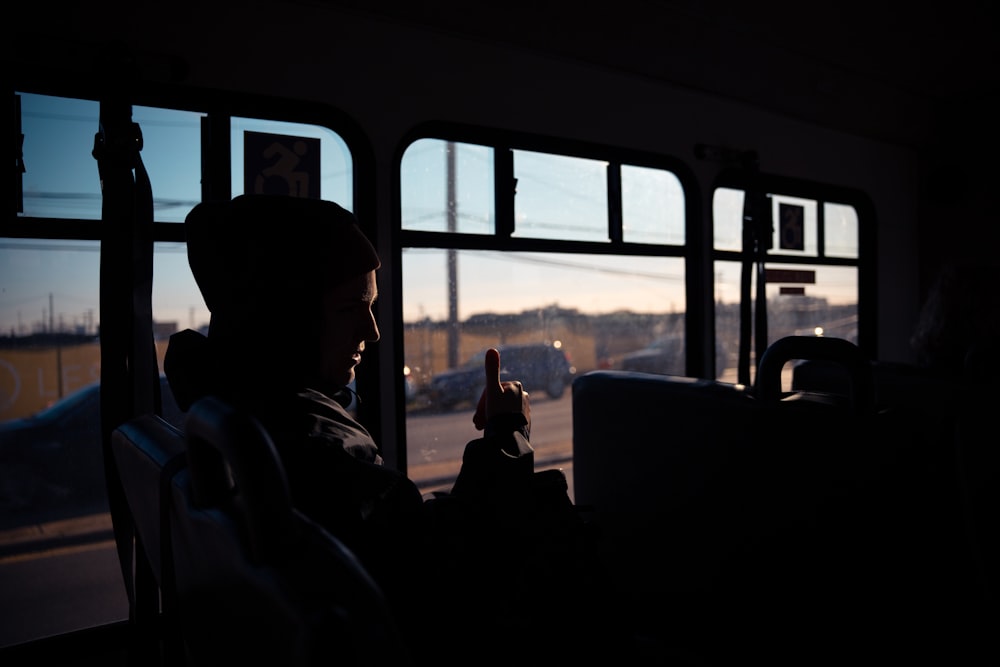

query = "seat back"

[111,413,189,664]
[170,395,410,667]
[111,414,187,587]
[573,370,757,597]
[572,335,985,661]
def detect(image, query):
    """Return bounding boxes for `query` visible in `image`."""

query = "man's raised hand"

[473,347,530,431]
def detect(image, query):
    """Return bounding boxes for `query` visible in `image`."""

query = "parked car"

[0,376,186,527]
[427,342,576,409]
[618,335,728,378]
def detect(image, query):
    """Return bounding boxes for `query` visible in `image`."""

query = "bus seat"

[571,369,757,651]
[782,339,996,660]
[791,356,958,413]
[111,414,187,590]
[111,413,189,663]
[169,395,411,667]
[572,370,755,554]
[573,336,981,661]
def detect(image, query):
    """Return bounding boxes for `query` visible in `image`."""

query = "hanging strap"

[737,158,772,386]
[94,88,162,661]
[738,193,754,386]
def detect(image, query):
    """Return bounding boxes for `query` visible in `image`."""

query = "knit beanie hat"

[182,194,380,391]
[186,194,380,343]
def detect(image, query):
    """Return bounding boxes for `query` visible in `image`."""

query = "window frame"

[7,79,380,429]
[391,121,706,472]
[711,169,877,359]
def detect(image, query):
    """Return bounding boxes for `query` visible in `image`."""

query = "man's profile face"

[319,270,380,388]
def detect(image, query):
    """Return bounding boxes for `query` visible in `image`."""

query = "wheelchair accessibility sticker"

[244,131,321,199]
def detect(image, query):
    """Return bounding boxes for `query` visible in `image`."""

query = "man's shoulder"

[249,388,378,461]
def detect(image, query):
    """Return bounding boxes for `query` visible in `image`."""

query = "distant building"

[152,321,179,341]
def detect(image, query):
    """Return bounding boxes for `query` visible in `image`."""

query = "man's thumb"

[484,347,501,389]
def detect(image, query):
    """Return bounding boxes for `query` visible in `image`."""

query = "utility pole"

[446,141,459,369]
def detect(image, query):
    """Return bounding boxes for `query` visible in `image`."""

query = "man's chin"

[318,367,355,390]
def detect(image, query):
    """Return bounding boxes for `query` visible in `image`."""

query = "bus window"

[399,133,690,496]
[4,89,359,649]
[0,238,124,648]
[512,150,609,242]
[18,94,102,221]
[133,106,204,223]
[401,139,493,234]
[712,185,863,387]
[621,165,686,245]
[824,202,860,259]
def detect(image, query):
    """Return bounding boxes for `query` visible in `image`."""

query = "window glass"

[153,240,210,339]
[0,239,128,646]
[512,150,608,241]
[0,239,102,402]
[134,106,204,223]
[714,259,858,386]
[712,183,862,386]
[18,94,102,220]
[763,264,858,341]
[714,188,858,261]
[400,140,494,234]
[824,202,859,258]
[401,249,685,325]
[714,188,822,257]
[17,94,205,223]
[402,248,685,497]
[622,165,685,245]
[713,187,744,251]
[400,137,693,497]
